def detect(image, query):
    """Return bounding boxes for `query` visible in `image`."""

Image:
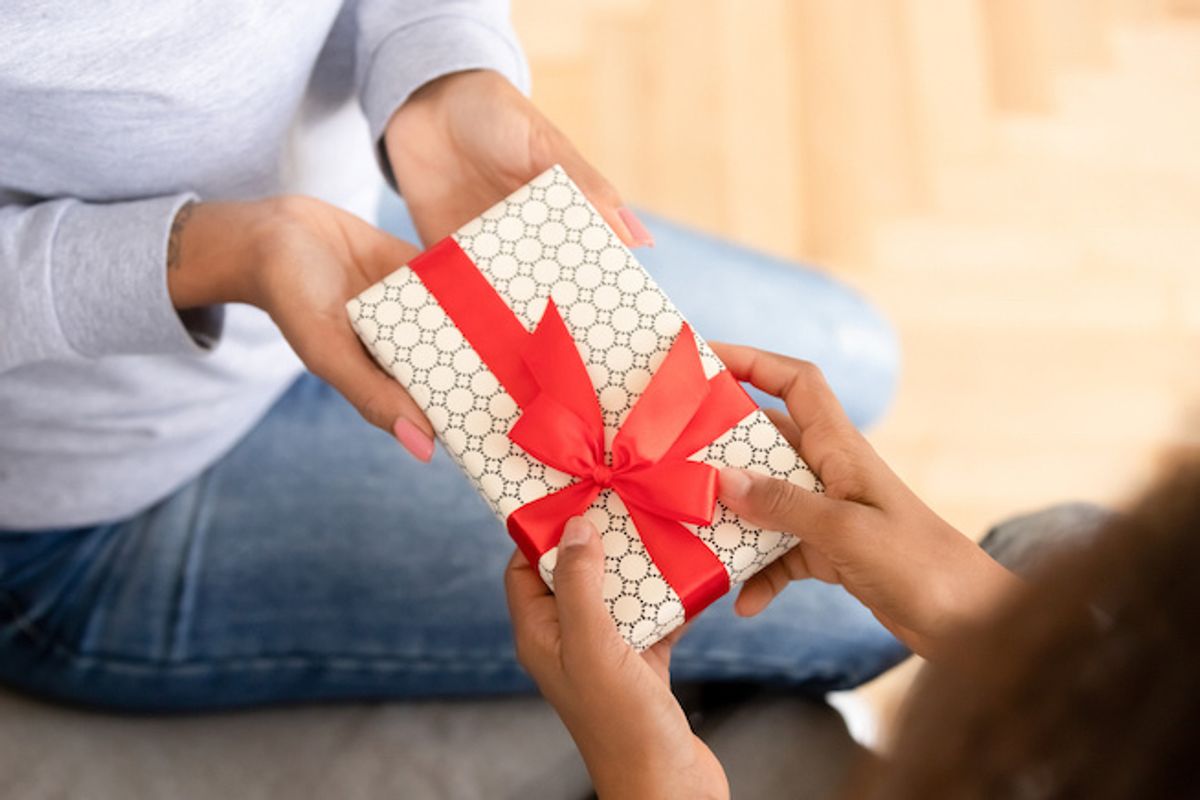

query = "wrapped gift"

[347,165,822,650]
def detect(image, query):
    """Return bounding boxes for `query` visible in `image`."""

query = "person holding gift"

[507,344,1200,799]
[0,2,899,711]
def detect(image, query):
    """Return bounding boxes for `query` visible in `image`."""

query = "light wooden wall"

[513,0,1184,265]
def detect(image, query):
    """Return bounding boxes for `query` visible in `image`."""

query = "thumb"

[552,516,619,655]
[718,467,847,548]
[339,213,422,284]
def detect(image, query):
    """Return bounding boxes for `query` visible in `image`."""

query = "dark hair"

[856,459,1200,799]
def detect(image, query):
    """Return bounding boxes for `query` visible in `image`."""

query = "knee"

[751,268,900,430]
[818,287,900,430]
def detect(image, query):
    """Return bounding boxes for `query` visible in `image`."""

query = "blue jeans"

[0,204,905,712]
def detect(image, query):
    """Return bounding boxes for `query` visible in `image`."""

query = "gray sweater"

[0,0,529,529]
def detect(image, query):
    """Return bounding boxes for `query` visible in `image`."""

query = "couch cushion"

[0,686,858,798]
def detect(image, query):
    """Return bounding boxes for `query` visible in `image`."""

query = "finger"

[309,321,435,455]
[710,344,872,485]
[554,149,652,249]
[734,537,842,617]
[504,549,560,662]
[660,620,693,648]
[505,548,552,611]
[735,560,795,617]
[643,638,674,683]
[800,542,842,584]
[718,467,850,549]
[709,343,853,434]
[335,210,422,284]
[763,408,803,451]
[551,516,622,656]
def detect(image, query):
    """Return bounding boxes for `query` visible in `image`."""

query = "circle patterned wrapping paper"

[347,165,822,650]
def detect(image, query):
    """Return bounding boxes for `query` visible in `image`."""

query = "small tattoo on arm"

[167,200,196,270]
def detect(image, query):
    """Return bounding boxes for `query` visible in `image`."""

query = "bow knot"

[590,463,614,488]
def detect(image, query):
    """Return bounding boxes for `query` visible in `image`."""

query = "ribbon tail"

[507,480,603,572]
[625,501,731,619]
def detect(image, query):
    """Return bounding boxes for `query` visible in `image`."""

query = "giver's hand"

[710,343,1022,661]
[505,517,728,800]
[165,196,435,460]
[385,69,653,248]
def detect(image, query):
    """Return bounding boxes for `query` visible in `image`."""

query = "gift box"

[347,165,822,650]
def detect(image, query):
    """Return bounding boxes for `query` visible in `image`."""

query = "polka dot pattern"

[347,165,822,651]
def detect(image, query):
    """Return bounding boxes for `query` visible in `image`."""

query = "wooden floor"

[511,3,1200,741]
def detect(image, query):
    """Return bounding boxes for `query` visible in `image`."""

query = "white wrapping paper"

[348,166,820,649]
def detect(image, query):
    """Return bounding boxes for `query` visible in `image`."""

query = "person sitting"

[507,343,1200,799]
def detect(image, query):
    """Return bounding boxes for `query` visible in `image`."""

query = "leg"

[981,502,1112,576]
[637,213,900,430]
[0,374,530,711]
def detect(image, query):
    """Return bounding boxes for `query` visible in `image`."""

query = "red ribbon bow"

[409,238,757,618]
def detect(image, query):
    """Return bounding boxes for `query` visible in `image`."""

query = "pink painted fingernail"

[617,207,654,248]
[393,418,435,462]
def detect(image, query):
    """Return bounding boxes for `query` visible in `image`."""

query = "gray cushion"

[0,686,858,798]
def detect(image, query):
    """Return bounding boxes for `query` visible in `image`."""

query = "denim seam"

[0,589,520,677]
[166,471,213,661]
[3,597,846,683]
[2,591,878,684]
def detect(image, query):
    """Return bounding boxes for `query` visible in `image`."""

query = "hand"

[505,517,728,800]
[710,343,1022,661]
[165,196,435,460]
[384,69,653,248]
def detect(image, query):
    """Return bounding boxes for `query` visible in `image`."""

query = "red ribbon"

[409,238,757,618]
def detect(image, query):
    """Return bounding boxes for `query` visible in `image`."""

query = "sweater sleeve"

[0,193,222,373]
[353,0,531,175]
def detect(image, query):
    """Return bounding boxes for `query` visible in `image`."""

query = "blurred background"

[510,0,1200,740]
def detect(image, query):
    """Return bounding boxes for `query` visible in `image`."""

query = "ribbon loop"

[508,392,603,477]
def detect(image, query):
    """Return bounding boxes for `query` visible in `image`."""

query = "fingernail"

[718,467,753,501]
[617,207,654,248]
[559,516,593,549]
[393,418,435,462]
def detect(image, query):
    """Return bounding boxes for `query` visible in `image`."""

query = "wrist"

[589,746,727,800]
[923,540,1024,662]
[383,68,510,168]
[165,197,284,310]
[572,720,726,800]
[388,68,502,127]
